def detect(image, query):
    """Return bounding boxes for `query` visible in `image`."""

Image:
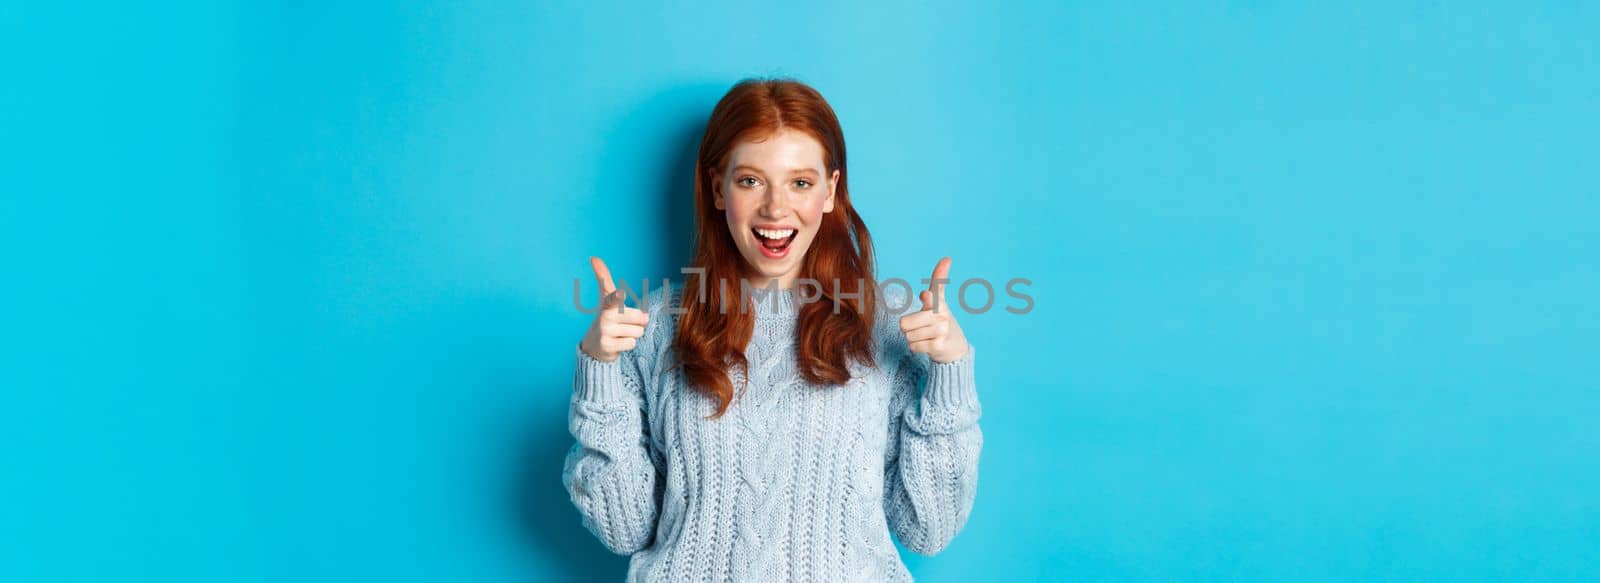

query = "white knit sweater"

[564,284,981,582]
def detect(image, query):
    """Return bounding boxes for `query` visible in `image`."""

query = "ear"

[823,169,840,213]
[709,167,725,210]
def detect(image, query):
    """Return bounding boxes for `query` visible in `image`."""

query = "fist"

[899,256,970,363]
[580,256,650,362]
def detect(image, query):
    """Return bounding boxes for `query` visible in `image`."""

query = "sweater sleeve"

[880,305,983,556]
[562,338,666,555]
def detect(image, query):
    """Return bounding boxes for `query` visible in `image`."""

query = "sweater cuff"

[923,345,977,409]
[574,343,627,403]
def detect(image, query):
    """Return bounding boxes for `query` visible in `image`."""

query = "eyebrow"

[732,165,820,176]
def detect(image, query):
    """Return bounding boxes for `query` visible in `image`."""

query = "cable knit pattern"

[563,283,982,582]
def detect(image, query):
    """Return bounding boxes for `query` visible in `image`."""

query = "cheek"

[796,196,829,223]
[723,196,753,223]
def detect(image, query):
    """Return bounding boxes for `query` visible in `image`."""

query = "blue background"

[4,2,1597,581]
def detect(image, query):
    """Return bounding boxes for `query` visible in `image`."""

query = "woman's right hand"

[580,256,650,362]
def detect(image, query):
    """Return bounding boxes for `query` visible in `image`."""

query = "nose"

[758,185,791,218]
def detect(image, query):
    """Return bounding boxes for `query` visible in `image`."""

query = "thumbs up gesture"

[899,256,971,363]
[580,257,650,362]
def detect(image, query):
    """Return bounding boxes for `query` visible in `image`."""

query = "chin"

[739,240,807,278]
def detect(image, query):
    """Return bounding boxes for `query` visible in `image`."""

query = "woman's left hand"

[900,256,971,363]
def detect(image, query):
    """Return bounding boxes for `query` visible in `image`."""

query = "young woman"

[565,78,981,582]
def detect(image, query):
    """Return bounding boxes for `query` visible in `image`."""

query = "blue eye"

[794,179,812,189]
[738,176,761,187]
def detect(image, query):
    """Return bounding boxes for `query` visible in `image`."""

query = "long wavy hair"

[672,78,878,419]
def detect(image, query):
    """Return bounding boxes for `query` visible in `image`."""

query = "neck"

[743,275,796,291]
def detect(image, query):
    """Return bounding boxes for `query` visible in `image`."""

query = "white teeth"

[754,228,796,239]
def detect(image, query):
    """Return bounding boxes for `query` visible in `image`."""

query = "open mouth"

[751,227,798,258]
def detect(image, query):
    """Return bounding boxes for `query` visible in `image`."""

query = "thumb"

[590,256,621,306]
[923,256,952,311]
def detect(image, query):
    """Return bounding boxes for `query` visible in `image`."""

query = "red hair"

[672,78,878,418]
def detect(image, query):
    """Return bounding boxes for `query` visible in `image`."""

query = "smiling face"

[712,128,840,289]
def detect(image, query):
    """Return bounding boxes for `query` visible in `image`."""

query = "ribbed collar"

[746,286,802,319]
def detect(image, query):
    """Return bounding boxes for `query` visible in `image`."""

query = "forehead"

[727,128,826,172]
